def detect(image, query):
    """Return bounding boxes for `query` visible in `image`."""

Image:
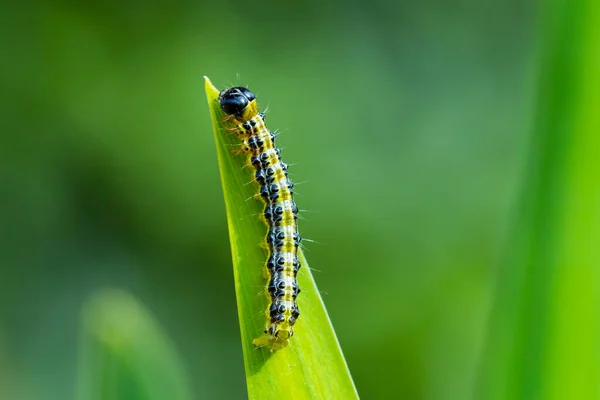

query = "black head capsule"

[218,87,256,116]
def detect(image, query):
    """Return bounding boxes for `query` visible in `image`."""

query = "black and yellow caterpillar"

[219,86,301,350]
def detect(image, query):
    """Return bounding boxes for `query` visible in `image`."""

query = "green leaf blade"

[204,77,358,400]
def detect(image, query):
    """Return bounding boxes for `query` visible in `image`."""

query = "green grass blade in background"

[76,289,193,400]
[478,0,600,398]
[205,77,359,400]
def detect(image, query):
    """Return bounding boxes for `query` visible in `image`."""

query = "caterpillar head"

[219,86,256,116]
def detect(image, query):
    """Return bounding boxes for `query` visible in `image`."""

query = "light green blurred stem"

[479,0,600,399]
[76,289,192,400]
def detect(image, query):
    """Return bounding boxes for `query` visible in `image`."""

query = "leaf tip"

[204,76,220,101]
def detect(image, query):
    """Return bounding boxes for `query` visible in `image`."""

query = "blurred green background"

[1,0,538,399]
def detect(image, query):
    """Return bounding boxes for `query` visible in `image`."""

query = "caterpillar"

[218,86,301,351]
